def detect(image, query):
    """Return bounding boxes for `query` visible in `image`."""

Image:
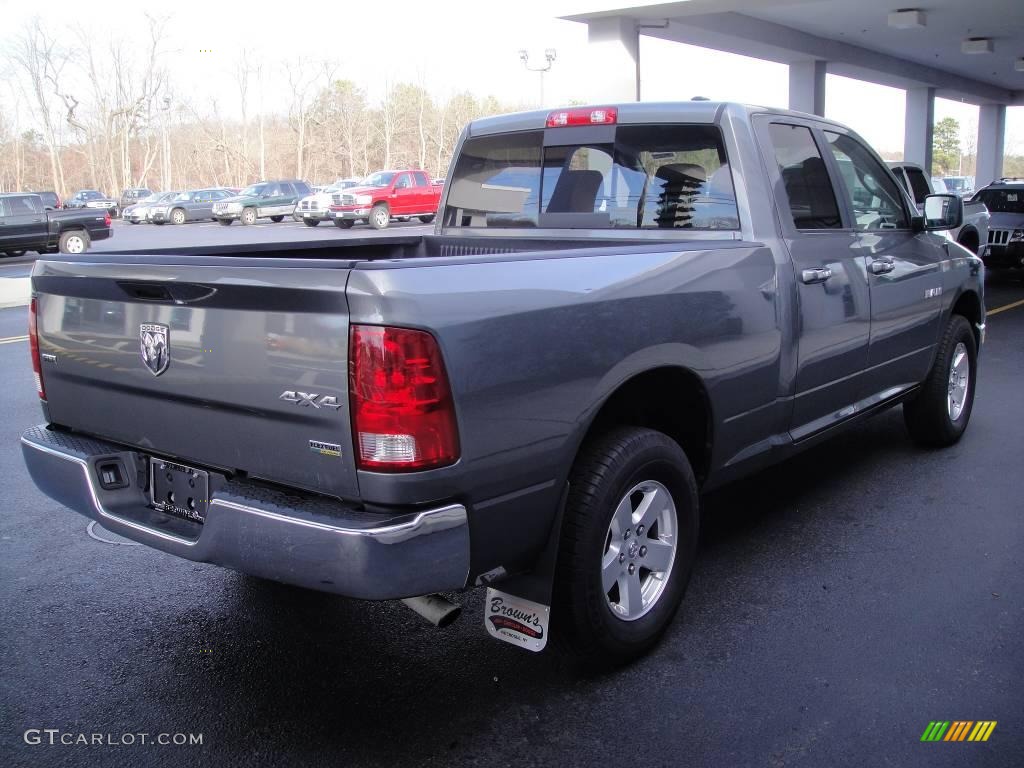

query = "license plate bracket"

[150,459,209,523]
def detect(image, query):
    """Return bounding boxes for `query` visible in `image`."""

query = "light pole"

[519,48,557,107]
[161,94,172,191]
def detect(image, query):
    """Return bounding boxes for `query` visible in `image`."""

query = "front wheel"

[303,219,320,227]
[270,215,285,223]
[369,203,390,230]
[240,207,257,226]
[171,208,186,225]
[333,219,354,229]
[418,214,435,224]
[58,230,90,255]
[903,314,977,447]
[552,427,699,667]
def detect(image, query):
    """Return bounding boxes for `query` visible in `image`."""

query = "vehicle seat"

[783,156,839,228]
[546,169,604,213]
[651,162,706,228]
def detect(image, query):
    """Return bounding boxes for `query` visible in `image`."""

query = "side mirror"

[922,193,963,231]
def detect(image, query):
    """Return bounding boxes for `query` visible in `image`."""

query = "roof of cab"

[465,101,854,137]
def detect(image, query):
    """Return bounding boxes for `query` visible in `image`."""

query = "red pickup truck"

[329,170,442,229]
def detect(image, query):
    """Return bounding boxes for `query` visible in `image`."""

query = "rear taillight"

[103,213,112,226]
[29,298,45,399]
[546,106,618,127]
[349,325,459,472]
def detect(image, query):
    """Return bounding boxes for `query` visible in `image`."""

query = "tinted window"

[825,131,908,230]
[905,167,931,205]
[394,174,413,189]
[294,181,311,195]
[5,195,42,214]
[973,188,1024,213]
[413,172,429,187]
[767,123,842,230]
[444,124,739,230]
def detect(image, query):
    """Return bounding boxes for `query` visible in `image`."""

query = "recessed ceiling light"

[888,9,926,29]
[962,37,994,54]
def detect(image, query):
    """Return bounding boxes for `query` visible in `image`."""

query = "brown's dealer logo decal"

[484,589,549,652]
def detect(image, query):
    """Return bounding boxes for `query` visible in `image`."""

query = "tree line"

[0,16,529,197]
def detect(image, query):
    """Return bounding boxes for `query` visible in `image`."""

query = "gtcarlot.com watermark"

[24,729,203,747]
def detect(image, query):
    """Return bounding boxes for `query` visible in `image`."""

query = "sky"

[0,0,1021,157]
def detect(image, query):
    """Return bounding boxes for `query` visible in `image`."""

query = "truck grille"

[213,202,226,213]
[334,194,355,206]
[300,200,318,211]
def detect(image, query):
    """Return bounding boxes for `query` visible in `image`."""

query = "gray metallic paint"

[23,102,985,593]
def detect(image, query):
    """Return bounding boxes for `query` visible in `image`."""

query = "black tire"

[270,215,285,223]
[153,221,165,226]
[369,203,390,230]
[552,426,699,667]
[303,219,320,227]
[170,208,186,225]
[333,219,354,229]
[58,230,90,255]
[240,207,257,226]
[7,250,26,258]
[418,214,435,224]
[129,220,140,225]
[903,314,977,447]
[218,218,233,226]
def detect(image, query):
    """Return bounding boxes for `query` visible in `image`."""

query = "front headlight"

[1010,230,1024,242]
[355,194,373,205]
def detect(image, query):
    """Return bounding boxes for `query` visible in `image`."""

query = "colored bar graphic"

[921,720,996,742]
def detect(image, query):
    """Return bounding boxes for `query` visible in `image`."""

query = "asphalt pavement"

[0,249,1022,767]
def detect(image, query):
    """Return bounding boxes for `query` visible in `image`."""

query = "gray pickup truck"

[21,102,985,666]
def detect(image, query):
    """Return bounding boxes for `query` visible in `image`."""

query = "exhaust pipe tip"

[401,594,462,628]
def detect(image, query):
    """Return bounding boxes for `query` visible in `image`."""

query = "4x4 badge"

[140,323,170,376]
[279,390,343,409]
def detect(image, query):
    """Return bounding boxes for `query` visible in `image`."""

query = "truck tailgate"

[32,259,360,501]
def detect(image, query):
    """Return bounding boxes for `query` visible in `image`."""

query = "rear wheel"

[8,250,26,258]
[553,427,699,667]
[59,230,89,255]
[418,214,435,224]
[303,219,320,227]
[240,207,257,226]
[170,208,186,225]
[270,215,285,223]
[903,314,977,447]
[333,219,354,229]
[217,218,233,226]
[369,203,390,230]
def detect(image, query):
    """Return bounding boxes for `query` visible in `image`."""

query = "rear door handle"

[869,258,895,275]
[801,267,833,284]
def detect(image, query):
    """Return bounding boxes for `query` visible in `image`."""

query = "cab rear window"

[443,125,739,230]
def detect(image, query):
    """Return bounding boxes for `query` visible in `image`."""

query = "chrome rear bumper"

[21,425,470,600]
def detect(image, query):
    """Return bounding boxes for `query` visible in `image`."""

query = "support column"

[788,60,826,116]
[903,87,935,172]
[975,103,1006,189]
[586,17,640,102]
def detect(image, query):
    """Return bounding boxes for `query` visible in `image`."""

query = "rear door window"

[766,123,842,230]
[444,124,738,230]
[414,172,430,187]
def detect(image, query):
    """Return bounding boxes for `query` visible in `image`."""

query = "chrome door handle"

[870,259,895,275]
[801,267,833,284]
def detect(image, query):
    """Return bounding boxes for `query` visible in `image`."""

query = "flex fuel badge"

[309,440,342,458]
[484,588,549,652]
